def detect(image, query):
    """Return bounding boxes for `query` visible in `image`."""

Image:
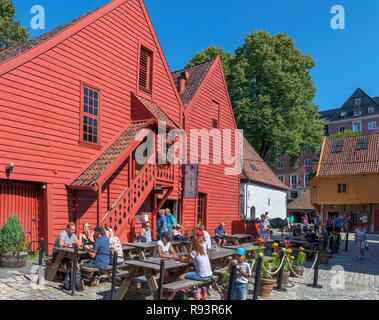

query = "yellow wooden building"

[310,132,379,232]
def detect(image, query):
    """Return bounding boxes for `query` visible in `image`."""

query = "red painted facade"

[0,0,240,247]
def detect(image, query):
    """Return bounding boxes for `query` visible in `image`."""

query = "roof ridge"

[171,58,216,75]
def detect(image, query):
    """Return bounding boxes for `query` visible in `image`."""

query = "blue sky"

[12,0,379,111]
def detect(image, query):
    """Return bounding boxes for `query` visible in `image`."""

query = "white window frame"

[368,121,376,130]
[304,159,312,167]
[352,121,361,132]
[368,107,374,114]
[304,173,312,187]
[277,162,284,169]
[277,175,284,183]
[354,110,361,116]
[338,126,346,133]
[341,111,347,117]
[290,174,298,186]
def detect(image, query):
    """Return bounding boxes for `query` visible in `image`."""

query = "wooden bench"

[81,263,129,280]
[162,275,219,300]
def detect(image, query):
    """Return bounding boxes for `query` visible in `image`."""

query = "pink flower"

[284,240,291,246]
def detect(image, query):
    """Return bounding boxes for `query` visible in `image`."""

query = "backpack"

[173,235,188,241]
[61,266,84,291]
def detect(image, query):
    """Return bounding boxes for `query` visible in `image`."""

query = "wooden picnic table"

[208,248,236,269]
[122,245,135,260]
[46,247,89,281]
[126,242,157,260]
[170,240,190,254]
[224,234,252,246]
[115,257,190,300]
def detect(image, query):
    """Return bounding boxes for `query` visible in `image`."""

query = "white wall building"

[241,137,289,220]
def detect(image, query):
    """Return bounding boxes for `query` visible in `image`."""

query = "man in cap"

[81,226,110,286]
[215,222,227,247]
[153,231,177,259]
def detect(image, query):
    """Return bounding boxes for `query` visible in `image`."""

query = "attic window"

[354,110,361,116]
[250,163,259,172]
[139,46,153,92]
[212,101,220,128]
[355,98,361,106]
[341,111,347,117]
[331,140,344,153]
[368,107,374,113]
[356,137,369,150]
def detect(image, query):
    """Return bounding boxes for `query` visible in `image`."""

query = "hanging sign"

[183,164,198,199]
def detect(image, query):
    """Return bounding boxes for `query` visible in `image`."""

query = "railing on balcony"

[156,163,175,183]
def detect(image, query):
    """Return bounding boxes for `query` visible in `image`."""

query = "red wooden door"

[0,181,39,250]
[374,210,379,232]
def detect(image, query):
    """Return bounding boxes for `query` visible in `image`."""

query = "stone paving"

[0,232,378,300]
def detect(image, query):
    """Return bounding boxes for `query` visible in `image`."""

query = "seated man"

[292,224,304,238]
[153,232,177,259]
[81,226,110,286]
[215,223,227,247]
[52,222,78,262]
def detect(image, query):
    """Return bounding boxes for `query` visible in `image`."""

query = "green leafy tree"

[0,0,30,52]
[229,30,325,166]
[329,130,361,139]
[185,46,234,79]
[0,215,28,252]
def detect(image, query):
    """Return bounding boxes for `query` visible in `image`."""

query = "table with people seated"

[170,240,190,254]
[115,257,190,300]
[126,242,157,260]
[223,234,252,246]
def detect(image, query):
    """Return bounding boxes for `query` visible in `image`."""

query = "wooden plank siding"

[0,0,183,246]
[181,58,240,236]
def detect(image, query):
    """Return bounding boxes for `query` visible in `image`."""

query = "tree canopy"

[185,31,326,167]
[0,0,30,52]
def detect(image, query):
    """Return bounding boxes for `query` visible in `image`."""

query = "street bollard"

[274,249,286,291]
[38,238,44,285]
[110,251,118,300]
[253,255,263,300]
[227,261,237,300]
[345,232,349,251]
[157,259,165,300]
[307,251,322,289]
[72,244,78,296]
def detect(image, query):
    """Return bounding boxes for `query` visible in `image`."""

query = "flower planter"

[319,253,330,265]
[0,252,28,268]
[258,278,276,297]
[290,265,304,277]
[273,271,290,287]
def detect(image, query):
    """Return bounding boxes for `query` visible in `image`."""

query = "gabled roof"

[70,121,147,188]
[0,4,107,65]
[171,59,215,107]
[133,94,178,128]
[287,189,314,211]
[242,137,290,191]
[318,132,379,177]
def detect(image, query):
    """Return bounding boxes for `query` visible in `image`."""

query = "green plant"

[223,266,230,289]
[295,251,306,266]
[0,215,28,253]
[253,247,272,279]
[329,130,362,139]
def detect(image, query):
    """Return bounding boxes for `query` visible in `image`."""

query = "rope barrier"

[286,252,319,278]
[260,254,286,275]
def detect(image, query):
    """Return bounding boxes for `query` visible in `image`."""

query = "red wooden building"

[0,0,240,248]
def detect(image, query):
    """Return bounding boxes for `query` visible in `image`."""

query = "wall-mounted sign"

[183,164,198,199]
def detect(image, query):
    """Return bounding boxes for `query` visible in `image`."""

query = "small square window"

[368,107,374,114]
[368,122,376,130]
[278,162,284,169]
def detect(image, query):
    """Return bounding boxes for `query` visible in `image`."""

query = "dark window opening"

[197,193,207,228]
[332,140,344,153]
[139,46,153,92]
[356,137,369,150]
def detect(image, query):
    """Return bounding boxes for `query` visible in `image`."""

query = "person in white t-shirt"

[179,239,213,282]
[198,224,212,251]
[153,232,177,259]
[196,230,210,257]
[229,248,251,300]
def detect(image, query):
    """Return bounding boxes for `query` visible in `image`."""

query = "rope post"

[110,251,118,300]
[38,238,44,285]
[345,232,349,251]
[253,255,263,300]
[227,260,237,300]
[307,251,322,289]
[157,259,165,300]
[274,249,287,292]
[71,244,78,296]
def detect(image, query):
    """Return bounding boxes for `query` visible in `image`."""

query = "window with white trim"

[277,162,284,169]
[304,159,312,167]
[304,173,312,186]
[368,121,376,130]
[368,107,375,114]
[352,122,361,132]
[291,174,298,186]
[277,175,284,183]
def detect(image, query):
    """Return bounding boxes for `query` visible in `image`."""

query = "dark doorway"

[157,199,180,225]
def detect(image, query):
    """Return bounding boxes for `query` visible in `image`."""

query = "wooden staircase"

[101,153,175,243]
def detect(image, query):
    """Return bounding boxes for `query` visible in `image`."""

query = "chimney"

[177,70,190,94]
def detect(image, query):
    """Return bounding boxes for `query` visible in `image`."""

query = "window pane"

[84,105,88,113]
[94,100,98,108]
[89,90,93,98]
[94,108,98,116]
[89,106,93,114]
[93,136,97,144]
[84,96,88,104]
[83,133,88,141]
[84,116,88,124]
[83,125,87,132]
[94,119,98,127]
[89,117,93,125]
[94,91,98,99]
[89,98,93,106]
[84,87,88,96]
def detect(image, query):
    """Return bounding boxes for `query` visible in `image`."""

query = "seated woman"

[153,232,177,259]
[172,224,183,237]
[78,223,94,250]
[179,239,213,281]
[139,221,152,243]
[105,228,124,265]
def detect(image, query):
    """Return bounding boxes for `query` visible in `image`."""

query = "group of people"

[52,222,124,286]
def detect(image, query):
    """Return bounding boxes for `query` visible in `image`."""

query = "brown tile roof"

[242,137,290,191]
[287,189,314,210]
[0,4,107,65]
[135,95,178,128]
[171,59,215,107]
[318,132,379,177]
[71,121,147,187]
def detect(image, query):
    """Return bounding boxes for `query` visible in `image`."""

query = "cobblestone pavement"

[0,233,378,300]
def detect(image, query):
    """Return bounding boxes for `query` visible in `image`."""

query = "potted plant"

[318,236,332,264]
[253,247,276,297]
[0,215,28,268]
[290,247,306,277]
[271,245,293,287]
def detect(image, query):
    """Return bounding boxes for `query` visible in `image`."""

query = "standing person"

[81,226,110,286]
[333,215,342,233]
[78,223,94,249]
[139,221,152,243]
[156,209,168,239]
[165,208,176,232]
[198,224,212,251]
[52,222,78,262]
[230,248,251,300]
[355,224,367,260]
[326,216,333,235]
[343,215,349,233]
[215,223,227,247]
[260,214,271,242]
[179,239,213,300]
[105,228,124,265]
[314,215,321,235]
